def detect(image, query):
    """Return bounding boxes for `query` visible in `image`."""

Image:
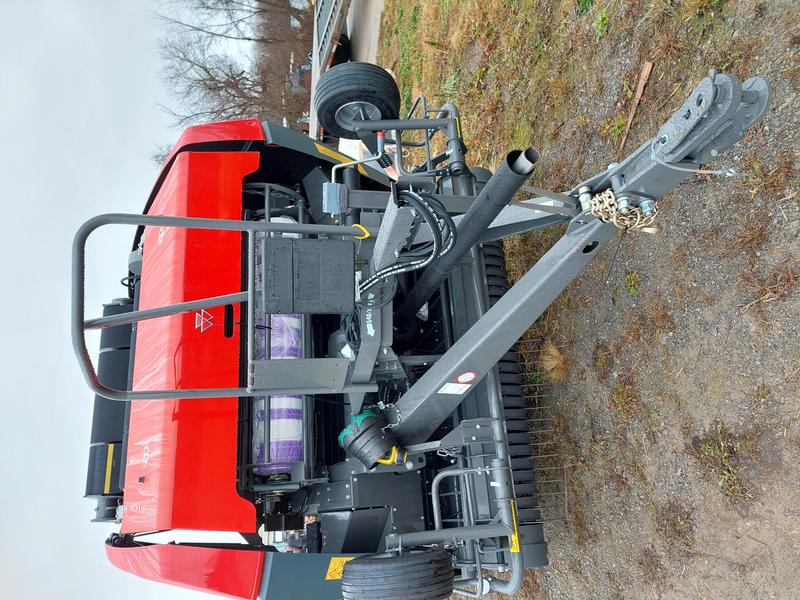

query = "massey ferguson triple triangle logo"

[194,309,213,332]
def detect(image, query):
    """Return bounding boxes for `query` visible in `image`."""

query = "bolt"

[640,199,656,216]
[616,196,631,214]
[607,162,619,170]
[471,436,477,441]
[578,185,593,212]
[393,507,397,512]
[405,461,414,469]
[346,494,350,500]
[345,483,350,489]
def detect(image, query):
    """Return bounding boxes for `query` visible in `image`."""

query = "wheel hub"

[334,101,381,132]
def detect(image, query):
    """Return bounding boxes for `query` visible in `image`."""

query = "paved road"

[346,0,384,63]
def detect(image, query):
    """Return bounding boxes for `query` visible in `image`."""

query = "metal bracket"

[371,191,416,271]
[440,418,497,447]
[249,358,350,393]
[569,71,772,204]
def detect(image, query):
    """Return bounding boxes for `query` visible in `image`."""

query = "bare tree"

[157,0,312,128]
[156,0,307,44]
[151,143,174,165]
[160,35,274,126]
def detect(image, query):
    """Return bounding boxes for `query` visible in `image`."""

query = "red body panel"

[121,150,259,534]
[158,118,266,174]
[106,544,264,600]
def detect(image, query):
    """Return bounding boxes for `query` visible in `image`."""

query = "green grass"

[593,8,609,40]
[682,0,727,25]
[577,0,595,15]
[600,113,627,145]
[625,271,641,296]
[441,72,461,99]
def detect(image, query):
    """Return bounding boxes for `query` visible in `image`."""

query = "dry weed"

[540,339,568,382]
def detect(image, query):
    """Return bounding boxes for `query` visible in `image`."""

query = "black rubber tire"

[331,33,352,66]
[314,62,400,139]
[341,548,453,600]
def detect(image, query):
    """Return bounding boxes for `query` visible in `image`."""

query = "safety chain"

[589,189,660,232]
[377,400,401,430]
[436,447,458,459]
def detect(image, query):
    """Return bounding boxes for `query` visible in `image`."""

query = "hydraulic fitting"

[338,407,402,469]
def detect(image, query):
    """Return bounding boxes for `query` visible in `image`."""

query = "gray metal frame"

[73,69,770,598]
[391,218,615,445]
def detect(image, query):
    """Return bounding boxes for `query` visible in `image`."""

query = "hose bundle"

[358,190,456,296]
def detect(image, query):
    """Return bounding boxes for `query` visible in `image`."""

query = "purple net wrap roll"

[252,226,303,475]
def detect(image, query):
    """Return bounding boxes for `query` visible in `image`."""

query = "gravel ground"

[521,4,800,599]
[379,1,799,597]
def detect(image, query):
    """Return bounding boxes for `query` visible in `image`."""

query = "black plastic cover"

[86,442,123,497]
[262,238,355,314]
[89,300,133,444]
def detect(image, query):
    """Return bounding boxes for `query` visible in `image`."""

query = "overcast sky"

[0,1,208,598]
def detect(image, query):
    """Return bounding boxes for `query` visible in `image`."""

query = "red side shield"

[121,150,259,534]
[106,544,264,599]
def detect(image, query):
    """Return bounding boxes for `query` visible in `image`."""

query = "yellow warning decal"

[314,144,367,176]
[103,443,115,494]
[509,501,521,553]
[325,556,356,580]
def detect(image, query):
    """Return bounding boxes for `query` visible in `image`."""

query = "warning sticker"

[324,556,356,580]
[509,502,521,553]
[438,382,471,395]
[456,371,477,384]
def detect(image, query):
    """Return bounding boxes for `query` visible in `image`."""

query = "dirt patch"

[592,341,613,381]
[654,499,695,551]
[686,420,761,501]
[609,372,641,424]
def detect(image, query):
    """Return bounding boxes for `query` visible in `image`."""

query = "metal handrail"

[72,213,376,401]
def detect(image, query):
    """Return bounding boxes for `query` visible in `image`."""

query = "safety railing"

[71,213,377,402]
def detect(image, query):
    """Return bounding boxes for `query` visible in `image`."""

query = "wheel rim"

[334,101,381,132]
